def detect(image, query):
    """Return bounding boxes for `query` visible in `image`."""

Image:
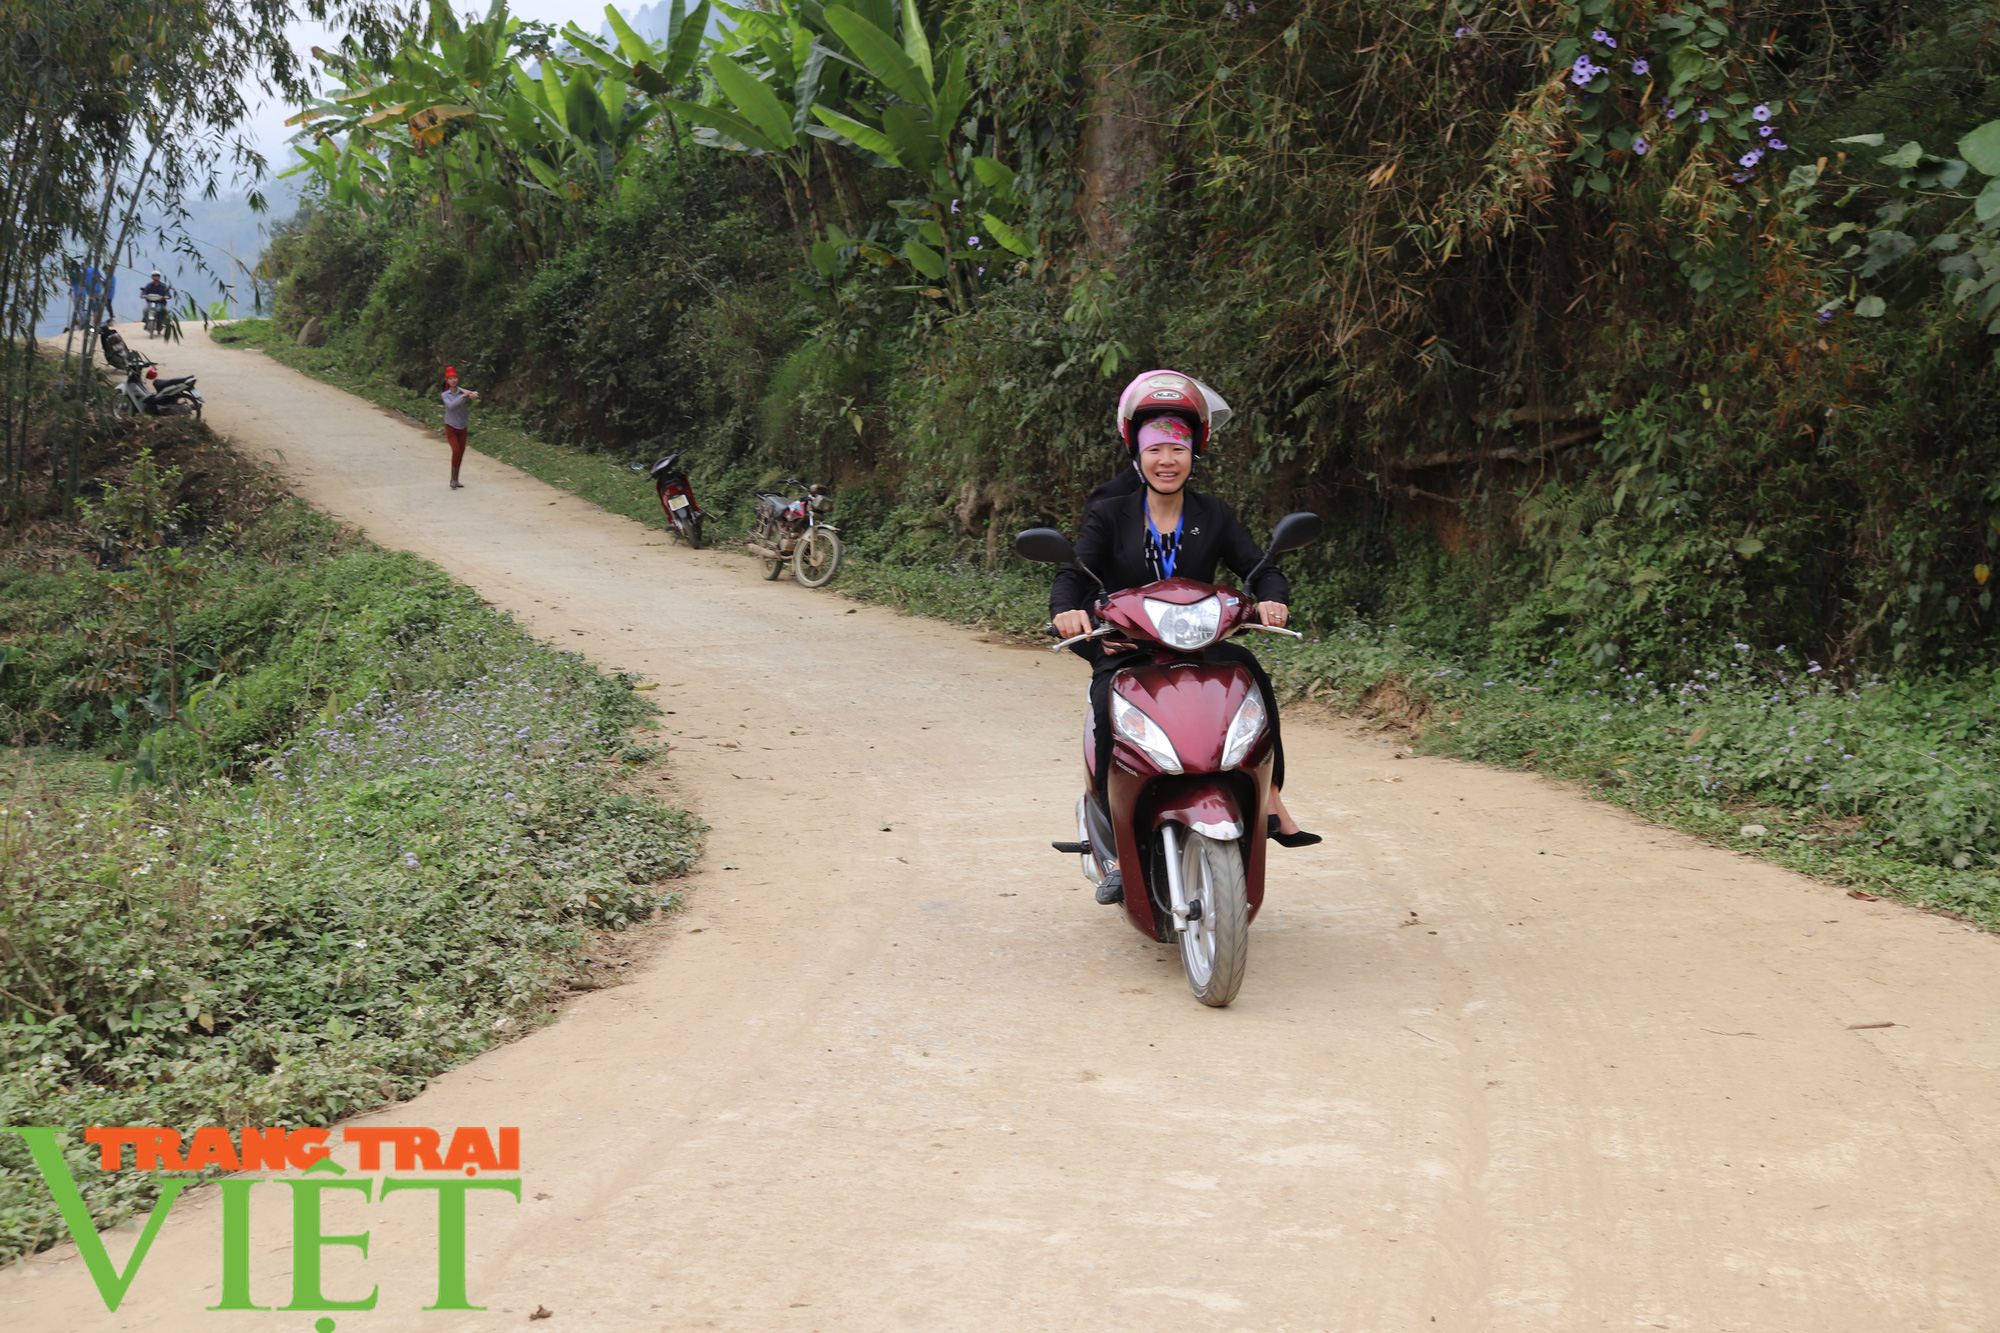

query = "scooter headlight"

[1220,688,1267,769]
[1143,595,1222,650]
[1111,691,1183,774]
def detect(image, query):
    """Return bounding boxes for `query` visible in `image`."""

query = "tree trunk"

[1074,35,1160,264]
[819,141,865,236]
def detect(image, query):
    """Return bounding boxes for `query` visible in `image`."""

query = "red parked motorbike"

[649,452,707,548]
[1016,512,1322,1006]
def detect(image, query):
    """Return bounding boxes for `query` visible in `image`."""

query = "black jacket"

[1051,486,1289,616]
[1084,465,1143,509]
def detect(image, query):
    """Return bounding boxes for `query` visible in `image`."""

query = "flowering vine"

[1552,0,1789,197]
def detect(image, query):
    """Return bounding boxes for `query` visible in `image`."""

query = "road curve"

[6,326,2000,1331]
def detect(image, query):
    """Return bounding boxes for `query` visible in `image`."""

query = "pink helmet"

[1115,370,1233,456]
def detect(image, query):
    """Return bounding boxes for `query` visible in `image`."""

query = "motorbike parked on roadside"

[748,479,842,586]
[1016,512,1323,1007]
[649,452,708,548]
[108,338,203,422]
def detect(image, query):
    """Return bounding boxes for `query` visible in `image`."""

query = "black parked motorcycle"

[748,479,841,586]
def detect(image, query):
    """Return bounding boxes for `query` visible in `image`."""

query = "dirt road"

[7,328,2000,1331]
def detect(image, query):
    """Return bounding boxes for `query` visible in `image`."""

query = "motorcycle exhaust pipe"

[745,543,782,560]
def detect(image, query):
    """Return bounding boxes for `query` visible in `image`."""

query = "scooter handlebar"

[1050,626,1117,653]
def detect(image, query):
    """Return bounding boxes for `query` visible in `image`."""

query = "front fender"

[1149,780,1245,841]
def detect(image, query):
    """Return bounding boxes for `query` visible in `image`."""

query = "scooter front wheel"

[111,395,135,422]
[687,515,705,550]
[793,527,842,587]
[1176,829,1249,1007]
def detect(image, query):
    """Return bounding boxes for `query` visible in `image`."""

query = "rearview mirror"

[1015,528,1077,566]
[1267,512,1323,556]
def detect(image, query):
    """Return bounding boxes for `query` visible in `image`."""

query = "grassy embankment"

[0,427,702,1263]
[210,320,2000,927]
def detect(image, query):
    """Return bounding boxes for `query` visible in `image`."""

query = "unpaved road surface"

[8,328,2000,1332]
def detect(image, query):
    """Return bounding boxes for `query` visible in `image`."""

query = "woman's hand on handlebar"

[1256,601,1289,629]
[1053,609,1094,639]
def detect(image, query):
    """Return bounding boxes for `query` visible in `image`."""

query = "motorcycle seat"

[151,376,194,391]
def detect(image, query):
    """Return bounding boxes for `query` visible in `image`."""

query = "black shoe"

[1095,871,1124,905]
[1268,813,1322,848]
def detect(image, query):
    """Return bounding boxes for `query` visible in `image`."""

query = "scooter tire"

[110,396,135,422]
[793,528,842,587]
[1176,830,1249,1007]
[760,549,784,580]
[687,515,705,550]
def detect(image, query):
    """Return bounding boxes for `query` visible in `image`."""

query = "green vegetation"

[200,0,2000,916]
[0,433,701,1264]
[1258,628,2000,925]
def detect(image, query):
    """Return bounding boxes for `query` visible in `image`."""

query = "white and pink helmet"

[1115,369,1234,457]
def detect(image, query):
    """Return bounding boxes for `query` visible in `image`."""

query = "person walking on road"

[441,366,479,490]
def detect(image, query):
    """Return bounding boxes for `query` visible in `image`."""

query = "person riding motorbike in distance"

[139,271,171,333]
[1051,370,1320,905]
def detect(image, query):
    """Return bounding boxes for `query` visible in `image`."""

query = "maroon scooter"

[649,452,707,548]
[1017,513,1322,1006]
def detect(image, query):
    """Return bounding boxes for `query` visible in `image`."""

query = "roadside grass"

[0,448,703,1264]
[1257,627,2000,927]
[210,322,2000,926]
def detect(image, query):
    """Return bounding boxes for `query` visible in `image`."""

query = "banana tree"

[282,133,393,213]
[287,0,652,257]
[659,1,835,259]
[561,1,709,178]
[806,0,1028,309]
[515,57,660,200]
[286,1,520,230]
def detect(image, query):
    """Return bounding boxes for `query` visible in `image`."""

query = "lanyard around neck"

[1146,505,1183,580]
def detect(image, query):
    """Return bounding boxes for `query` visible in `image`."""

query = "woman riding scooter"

[1052,370,1320,906]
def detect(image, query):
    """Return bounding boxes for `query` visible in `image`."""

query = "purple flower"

[1633,136,1649,155]
[1759,125,1773,138]
[1592,28,1618,48]
[1739,148,1763,167]
[1455,25,1473,37]
[1666,106,1678,120]
[1752,104,1772,121]
[1731,171,1752,183]
[1769,138,1788,152]
[1697,109,1709,123]
[1631,59,1650,74]
[1815,310,1834,323]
